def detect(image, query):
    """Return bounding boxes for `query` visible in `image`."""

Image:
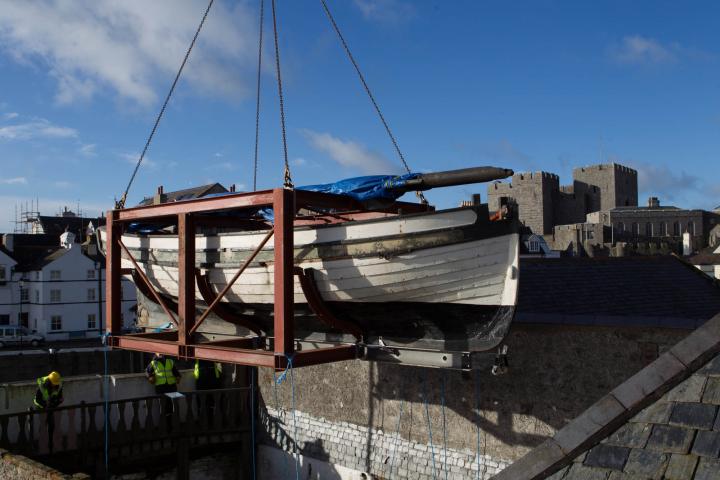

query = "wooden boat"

[99,167,519,358]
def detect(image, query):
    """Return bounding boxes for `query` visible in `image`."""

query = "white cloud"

[0,118,77,141]
[206,161,235,171]
[353,0,416,23]
[625,160,699,202]
[119,152,157,169]
[79,143,97,157]
[0,1,258,105]
[53,180,72,188]
[291,157,307,167]
[2,112,19,120]
[302,129,400,174]
[610,35,678,65]
[0,177,28,185]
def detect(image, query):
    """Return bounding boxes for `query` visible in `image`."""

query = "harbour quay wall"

[258,324,686,479]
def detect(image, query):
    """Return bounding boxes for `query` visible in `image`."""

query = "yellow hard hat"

[48,371,61,386]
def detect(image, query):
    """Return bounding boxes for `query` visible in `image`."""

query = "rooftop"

[517,256,720,328]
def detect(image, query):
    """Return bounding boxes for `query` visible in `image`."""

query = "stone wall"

[487,172,559,234]
[573,163,638,212]
[610,208,706,246]
[258,325,687,479]
[0,448,88,479]
[0,348,146,384]
[0,369,195,414]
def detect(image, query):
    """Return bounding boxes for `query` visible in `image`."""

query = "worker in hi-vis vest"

[33,371,64,410]
[146,353,181,394]
[193,360,223,390]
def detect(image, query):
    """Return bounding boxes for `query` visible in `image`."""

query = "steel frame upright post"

[105,211,122,335]
[273,188,295,360]
[178,213,196,347]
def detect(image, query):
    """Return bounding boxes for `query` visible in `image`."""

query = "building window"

[50,270,61,280]
[87,269,96,280]
[87,314,96,329]
[688,221,695,236]
[20,288,29,302]
[673,221,680,236]
[0,265,6,285]
[528,240,540,253]
[632,222,639,236]
[645,223,653,237]
[35,290,39,303]
[50,316,62,331]
[35,271,39,280]
[660,222,668,236]
[50,289,61,302]
[87,288,96,301]
[617,222,625,232]
[0,315,9,325]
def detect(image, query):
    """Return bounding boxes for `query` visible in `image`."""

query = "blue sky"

[1,0,718,231]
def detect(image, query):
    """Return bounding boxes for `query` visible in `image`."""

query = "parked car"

[0,326,45,348]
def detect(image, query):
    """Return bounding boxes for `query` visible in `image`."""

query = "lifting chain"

[116,0,215,209]
[320,0,428,205]
[271,0,293,189]
[252,0,265,191]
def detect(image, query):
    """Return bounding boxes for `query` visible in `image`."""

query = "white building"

[0,232,136,340]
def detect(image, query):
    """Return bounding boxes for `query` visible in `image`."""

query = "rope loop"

[274,353,295,385]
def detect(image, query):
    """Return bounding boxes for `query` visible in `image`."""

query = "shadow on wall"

[258,324,689,463]
[259,411,345,480]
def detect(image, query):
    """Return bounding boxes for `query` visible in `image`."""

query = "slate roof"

[137,183,228,206]
[547,355,720,479]
[493,313,720,480]
[516,256,720,328]
[34,215,104,237]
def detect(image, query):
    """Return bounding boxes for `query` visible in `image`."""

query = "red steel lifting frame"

[104,188,383,371]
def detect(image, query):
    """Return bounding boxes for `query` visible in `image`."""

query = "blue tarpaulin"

[128,173,419,233]
[297,173,419,202]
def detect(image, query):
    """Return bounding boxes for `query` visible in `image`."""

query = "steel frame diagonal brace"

[106,188,365,370]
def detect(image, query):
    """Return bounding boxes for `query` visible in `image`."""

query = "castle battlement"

[487,161,638,235]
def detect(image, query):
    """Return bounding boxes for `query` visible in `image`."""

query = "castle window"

[645,223,653,237]
[632,222,639,236]
[660,222,668,236]
[688,221,695,236]
[673,221,680,236]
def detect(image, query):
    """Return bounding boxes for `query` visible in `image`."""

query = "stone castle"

[487,163,639,235]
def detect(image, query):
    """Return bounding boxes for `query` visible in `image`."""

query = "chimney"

[153,185,167,205]
[648,197,660,208]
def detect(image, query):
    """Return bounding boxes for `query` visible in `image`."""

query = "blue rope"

[251,367,257,480]
[271,370,289,480]
[423,371,437,480]
[100,333,110,475]
[441,372,448,480]
[387,389,405,479]
[474,369,482,480]
[275,355,300,480]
